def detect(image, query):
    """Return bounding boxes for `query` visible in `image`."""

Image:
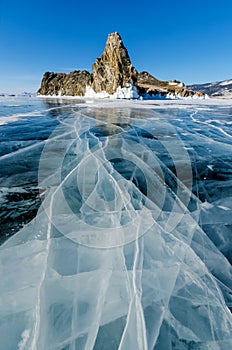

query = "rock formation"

[38,70,91,96]
[136,72,202,98]
[91,33,138,94]
[38,32,203,99]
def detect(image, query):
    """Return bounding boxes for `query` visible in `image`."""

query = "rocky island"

[38,32,203,99]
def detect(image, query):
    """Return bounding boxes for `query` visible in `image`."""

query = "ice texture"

[0,100,232,349]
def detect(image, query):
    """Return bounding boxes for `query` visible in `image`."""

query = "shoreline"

[36,94,232,109]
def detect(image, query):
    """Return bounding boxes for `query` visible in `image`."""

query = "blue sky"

[1,0,232,93]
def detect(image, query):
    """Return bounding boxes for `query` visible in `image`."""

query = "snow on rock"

[168,81,184,87]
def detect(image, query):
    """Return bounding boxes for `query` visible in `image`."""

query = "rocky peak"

[91,32,138,94]
[103,32,130,60]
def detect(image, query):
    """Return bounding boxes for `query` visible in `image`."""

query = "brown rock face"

[38,70,91,96]
[38,32,203,99]
[91,32,138,94]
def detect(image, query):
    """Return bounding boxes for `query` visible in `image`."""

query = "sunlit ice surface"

[0,96,232,349]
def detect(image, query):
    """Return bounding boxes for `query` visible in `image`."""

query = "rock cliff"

[38,32,203,99]
[92,33,138,94]
[38,70,91,96]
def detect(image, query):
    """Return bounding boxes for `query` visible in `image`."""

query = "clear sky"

[1,0,232,93]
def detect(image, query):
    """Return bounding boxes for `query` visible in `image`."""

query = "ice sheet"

[0,100,232,349]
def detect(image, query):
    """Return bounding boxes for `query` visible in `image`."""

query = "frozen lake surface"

[0,96,232,349]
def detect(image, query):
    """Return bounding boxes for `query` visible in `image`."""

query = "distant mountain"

[0,93,16,97]
[19,92,36,97]
[38,33,203,99]
[188,79,232,99]
[0,92,35,97]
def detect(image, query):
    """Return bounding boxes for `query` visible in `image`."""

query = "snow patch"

[0,111,44,125]
[168,81,184,87]
[219,80,232,86]
[0,116,22,125]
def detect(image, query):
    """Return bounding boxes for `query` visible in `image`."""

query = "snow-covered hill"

[188,79,232,98]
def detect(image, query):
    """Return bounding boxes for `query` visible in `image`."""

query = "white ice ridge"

[84,84,139,99]
[0,108,232,349]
